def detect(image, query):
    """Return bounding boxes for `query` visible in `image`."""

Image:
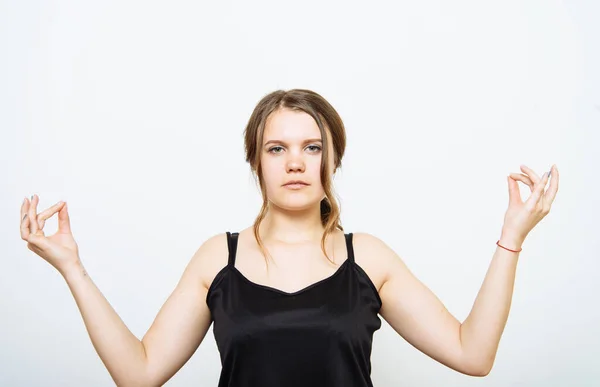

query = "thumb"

[507,176,521,205]
[58,202,72,234]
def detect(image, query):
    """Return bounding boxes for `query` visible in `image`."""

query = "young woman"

[20,89,559,387]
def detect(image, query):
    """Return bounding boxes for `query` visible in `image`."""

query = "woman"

[19,89,559,387]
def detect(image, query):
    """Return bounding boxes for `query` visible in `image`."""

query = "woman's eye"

[267,145,321,154]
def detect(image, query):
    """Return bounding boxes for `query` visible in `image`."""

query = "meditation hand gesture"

[20,195,80,275]
[500,164,560,250]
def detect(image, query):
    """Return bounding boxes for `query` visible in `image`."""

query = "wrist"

[498,234,523,251]
[60,260,87,282]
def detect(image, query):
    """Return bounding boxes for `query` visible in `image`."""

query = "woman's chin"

[270,197,322,212]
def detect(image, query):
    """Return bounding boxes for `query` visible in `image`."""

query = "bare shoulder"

[186,232,230,290]
[351,232,405,291]
[352,232,399,265]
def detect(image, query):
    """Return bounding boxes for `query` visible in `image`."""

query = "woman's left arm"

[372,164,559,377]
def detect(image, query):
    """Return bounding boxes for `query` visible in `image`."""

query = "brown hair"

[244,89,346,265]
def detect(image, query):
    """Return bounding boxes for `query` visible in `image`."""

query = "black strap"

[226,232,239,266]
[344,233,355,263]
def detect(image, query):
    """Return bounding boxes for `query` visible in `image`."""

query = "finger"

[58,202,72,234]
[37,201,66,229]
[525,171,550,210]
[25,225,48,251]
[509,173,534,191]
[507,176,522,206]
[520,165,541,184]
[28,195,39,234]
[544,164,559,205]
[20,199,30,240]
[20,197,28,224]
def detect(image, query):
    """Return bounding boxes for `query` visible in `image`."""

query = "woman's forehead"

[263,109,323,142]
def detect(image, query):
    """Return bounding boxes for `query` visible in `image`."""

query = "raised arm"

[355,164,558,377]
[20,195,225,386]
[360,232,502,377]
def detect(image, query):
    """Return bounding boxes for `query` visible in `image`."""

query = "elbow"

[113,376,151,387]
[115,378,157,387]
[112,363,154,387]
[468,362,493,377]
[477,366,492,377]
[460,348,495,377]
[459,355,493,377]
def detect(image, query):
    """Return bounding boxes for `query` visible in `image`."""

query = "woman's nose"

[286,155,305,173]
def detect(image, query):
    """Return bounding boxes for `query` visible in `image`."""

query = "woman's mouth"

[283,181,309,189]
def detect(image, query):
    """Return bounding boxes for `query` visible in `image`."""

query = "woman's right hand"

[20,194,81,275]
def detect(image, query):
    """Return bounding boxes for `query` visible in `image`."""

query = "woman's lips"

[283,183,309,189]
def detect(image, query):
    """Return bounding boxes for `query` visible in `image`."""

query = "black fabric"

[206,232,382,387]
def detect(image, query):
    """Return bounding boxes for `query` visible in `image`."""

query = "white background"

[1,0,598,386]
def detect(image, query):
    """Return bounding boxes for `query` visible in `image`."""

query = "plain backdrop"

[1,0,598,386]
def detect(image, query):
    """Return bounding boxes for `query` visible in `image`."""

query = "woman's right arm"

[62,236,219,387]
[21,196,225,387]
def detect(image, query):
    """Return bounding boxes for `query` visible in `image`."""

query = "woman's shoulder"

[352,231,391,257]
[351,232,400,291]
[187,232,230,290]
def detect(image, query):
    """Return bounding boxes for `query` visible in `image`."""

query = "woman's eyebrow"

[264,138,323,146]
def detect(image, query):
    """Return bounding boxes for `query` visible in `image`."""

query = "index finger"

[37,201,66,222]
[520,165,541,183]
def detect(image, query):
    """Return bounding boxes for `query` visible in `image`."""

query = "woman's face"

[260,108,335,212]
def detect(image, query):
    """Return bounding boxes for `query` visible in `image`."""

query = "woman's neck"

[259,203,325,245]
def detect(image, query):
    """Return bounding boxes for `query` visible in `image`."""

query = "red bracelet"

[496,240,522,253]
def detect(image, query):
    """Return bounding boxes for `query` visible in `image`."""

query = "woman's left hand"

[499,164,560,249]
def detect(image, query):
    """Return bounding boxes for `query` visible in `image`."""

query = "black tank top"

[206,232,382,387]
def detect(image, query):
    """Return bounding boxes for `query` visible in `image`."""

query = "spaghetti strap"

[226,232,239,266]
[344,233,355,263]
